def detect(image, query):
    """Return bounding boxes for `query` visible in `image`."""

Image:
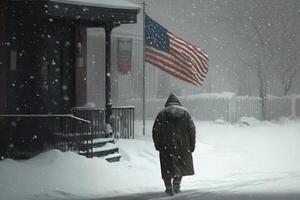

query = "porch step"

[92,138,121,162]
[92,137,115,148]
[92,143,119,157]
[79,138,121,162]
[103,153,122,162]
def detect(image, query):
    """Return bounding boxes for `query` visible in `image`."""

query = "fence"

[126,95,300,123]
[112,106,134,139]
[72,106,135,139]
[0,114,92,158]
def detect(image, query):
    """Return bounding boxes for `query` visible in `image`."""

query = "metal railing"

[0,114,93,158]
[112,106,134,139]
[72,106,135,139]
[72,107,105,137]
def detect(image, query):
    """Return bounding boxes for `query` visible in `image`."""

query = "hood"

[164,94,186,119]
[165,93,181,107]
[165,105,186,119]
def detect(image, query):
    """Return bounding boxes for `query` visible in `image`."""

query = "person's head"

[165,93,181,107]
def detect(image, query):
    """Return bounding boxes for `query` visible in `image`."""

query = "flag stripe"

[168,34,208,75]
[146,49,201,85]
[169,33,208,64]
[147,47,197,75]
[169,34,208,66]
[169,37,208,77]
[145,14,208,86]
[147,59,199,86]
[170,45,207,79]
[146,47,204,83]
[146,57,199,86]
[169,35,208,68]
[168,33,208,75]
[169,44,203,75]
[146,47,202,85]
[146,56,200,86]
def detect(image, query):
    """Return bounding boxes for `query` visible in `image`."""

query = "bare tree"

[214,0,300,119]
[236,0,299,95]
[229,0,272,119]
[242,59,267,120]
[267,0,300,95]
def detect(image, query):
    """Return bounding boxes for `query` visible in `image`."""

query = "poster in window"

[117,38,132,75]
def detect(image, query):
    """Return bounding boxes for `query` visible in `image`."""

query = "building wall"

[9,17,76,114]
[0,0,9,113]
[86,28,106,108]
[75,26,88,107]
[86,26,146,108]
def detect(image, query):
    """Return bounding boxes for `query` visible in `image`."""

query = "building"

[0,0,140,158]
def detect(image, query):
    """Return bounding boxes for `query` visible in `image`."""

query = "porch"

[0,0,140,161]
[0,106,134,161]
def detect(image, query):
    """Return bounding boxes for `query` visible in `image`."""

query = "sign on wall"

[117,38,132,75]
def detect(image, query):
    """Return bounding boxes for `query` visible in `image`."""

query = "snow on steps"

[103,153,122,162]
[80,137,121,162]
[92,138,115,148]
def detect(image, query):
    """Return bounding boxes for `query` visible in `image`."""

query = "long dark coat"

[152,94,196,179]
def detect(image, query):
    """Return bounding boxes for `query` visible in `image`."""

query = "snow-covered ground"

[1,118,300,200]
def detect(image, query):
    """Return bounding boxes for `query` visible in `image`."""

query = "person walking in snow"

[152,93,196,196]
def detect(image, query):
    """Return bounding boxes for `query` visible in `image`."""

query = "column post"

[104,25,113,137]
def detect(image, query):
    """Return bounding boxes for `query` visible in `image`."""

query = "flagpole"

[142,0,146,136]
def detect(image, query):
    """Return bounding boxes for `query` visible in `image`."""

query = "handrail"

[0,114,90,124]
[71,106,134,110]
[71,107,104,111]
[0,114,93,158]
[71,108,105,137]
[112,106,134,109]
[71,106,135,139]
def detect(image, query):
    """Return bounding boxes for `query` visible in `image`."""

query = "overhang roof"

[50,0,141,10]
[9,0,141,26]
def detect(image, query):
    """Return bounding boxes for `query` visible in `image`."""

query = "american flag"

[145,14,208,86]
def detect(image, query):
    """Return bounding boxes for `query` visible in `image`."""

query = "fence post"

[291,95,296,119]
[228,96,236,123]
